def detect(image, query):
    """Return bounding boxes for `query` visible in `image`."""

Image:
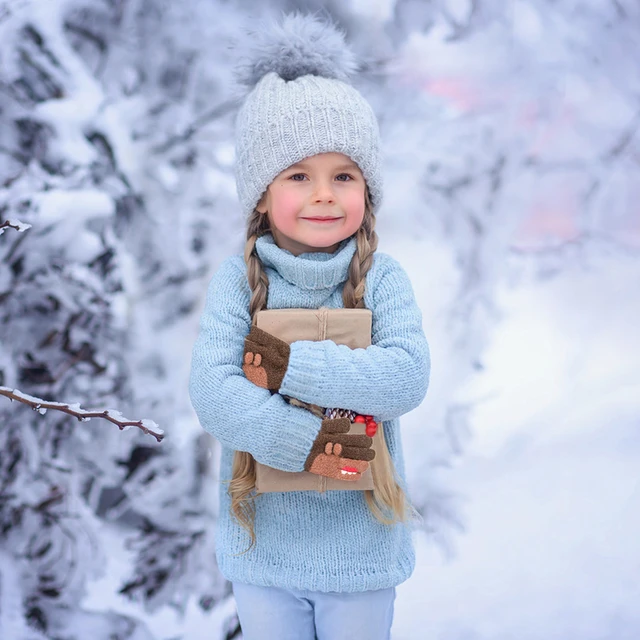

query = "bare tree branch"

[151,98,238,154]
[0,218,32,235]
[0,386,165,442]
[603,107,640,161]
[441,0,480,41]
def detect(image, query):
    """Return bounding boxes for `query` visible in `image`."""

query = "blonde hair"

[230,189,413,550]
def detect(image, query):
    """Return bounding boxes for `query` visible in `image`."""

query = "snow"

[213,142,236,168]
[0,550,40,640]
[0,219,32,235]
[4,387,46,404]
[84,524,236,640]
[2,1,639,638]
[0,389,162,434]
[350,0,394,21]
[394,435,640,639]
[140,419,164,435]
[25,0,107,164]
[511,1,543,44]
[391,249,640,639]
[34,189,115,226]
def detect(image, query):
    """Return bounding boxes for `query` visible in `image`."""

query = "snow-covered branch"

[0,386,164,442]
[151,98,238,154]
[0,219,32,235]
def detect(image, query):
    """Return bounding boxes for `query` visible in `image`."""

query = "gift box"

[251,307,387,493]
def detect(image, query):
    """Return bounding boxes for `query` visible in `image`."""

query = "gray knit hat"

[233,13,383,217]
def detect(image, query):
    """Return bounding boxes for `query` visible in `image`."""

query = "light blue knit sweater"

[188,233,430,593]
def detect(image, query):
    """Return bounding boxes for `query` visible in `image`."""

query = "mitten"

[304,418,375,481]
[242,325,291,391]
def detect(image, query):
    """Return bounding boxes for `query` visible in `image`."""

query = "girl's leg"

[312,587,396,640]
[231,582,315,640]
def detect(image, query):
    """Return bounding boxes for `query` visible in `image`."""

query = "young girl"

[189,14,430,640]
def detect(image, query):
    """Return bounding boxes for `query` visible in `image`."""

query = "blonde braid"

[342,190,413,525]
[229,209,270,550]
[244,210,271,321]
[342,191,379,309]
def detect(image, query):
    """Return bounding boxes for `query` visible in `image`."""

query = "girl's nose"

[312,181,335,203]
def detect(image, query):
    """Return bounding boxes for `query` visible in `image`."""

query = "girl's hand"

[242,326,290,391]
[304,418,375,481]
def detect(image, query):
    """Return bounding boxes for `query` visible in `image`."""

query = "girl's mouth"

[302,217,341,223]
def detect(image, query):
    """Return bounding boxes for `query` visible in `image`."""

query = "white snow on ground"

[392,249,640,639]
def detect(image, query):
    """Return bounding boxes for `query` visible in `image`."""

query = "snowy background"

[1,1,639,639]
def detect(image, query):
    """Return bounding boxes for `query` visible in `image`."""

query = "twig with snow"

[151,98,238,154]
[0,219,32,236]
[0,386,164,442]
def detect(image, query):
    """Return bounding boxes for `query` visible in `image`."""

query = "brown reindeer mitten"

[304,417,375,481]
[242,325,291,391]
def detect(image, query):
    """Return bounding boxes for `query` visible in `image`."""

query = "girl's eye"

[287,173,355,182]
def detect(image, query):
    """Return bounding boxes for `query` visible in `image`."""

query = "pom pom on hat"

[234,12,359,88]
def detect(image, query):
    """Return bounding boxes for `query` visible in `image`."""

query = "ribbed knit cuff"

[263,401,322,472]
[279,340,327,405]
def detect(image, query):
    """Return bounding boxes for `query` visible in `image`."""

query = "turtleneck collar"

[254,233,357,291]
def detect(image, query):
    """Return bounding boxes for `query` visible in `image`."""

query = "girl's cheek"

[272,189,303,215]
[342,189,366,216]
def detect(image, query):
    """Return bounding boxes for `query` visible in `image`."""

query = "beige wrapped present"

[252,307,387,493]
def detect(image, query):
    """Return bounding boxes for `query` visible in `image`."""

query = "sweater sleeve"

[278,254,431,422]
[188,256,322,472]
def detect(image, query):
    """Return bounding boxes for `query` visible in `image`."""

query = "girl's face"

[256,152,366,256]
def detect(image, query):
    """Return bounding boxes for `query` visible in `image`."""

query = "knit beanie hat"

[233,13,383,217]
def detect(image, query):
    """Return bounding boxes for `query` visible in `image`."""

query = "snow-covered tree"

[0,1,236,636]
[2,0,637,637]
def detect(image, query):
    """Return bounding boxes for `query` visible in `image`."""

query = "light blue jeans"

[232,582,396,640]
